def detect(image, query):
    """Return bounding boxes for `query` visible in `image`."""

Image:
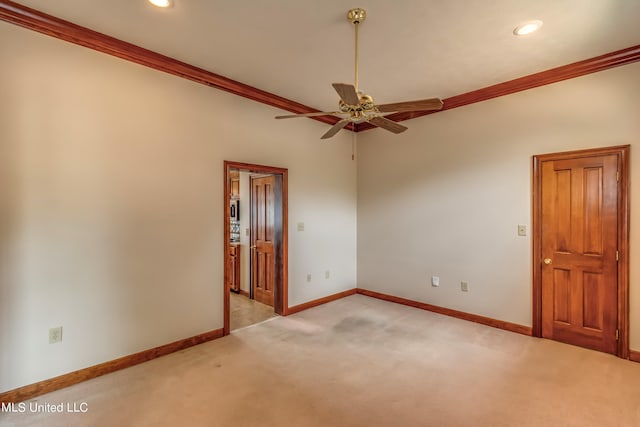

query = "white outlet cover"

[297,222,305,231]
[49,326,63,344]
[431,276,440,286]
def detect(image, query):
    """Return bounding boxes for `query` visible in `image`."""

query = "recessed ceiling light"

[513,20,543,36]
[148,0,173,8]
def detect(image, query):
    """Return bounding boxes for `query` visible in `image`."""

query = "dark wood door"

[540,154,618,354]
[251,175,275,307]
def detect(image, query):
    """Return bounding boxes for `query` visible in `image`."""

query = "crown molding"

[0,0,345,127]
[1,1,638,135]
[356,44,640,132]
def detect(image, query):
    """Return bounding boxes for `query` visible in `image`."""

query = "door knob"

[250,245,257,249]
[544,258,552,265]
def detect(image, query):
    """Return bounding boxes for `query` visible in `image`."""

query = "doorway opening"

[532,145,629,358]
[223,161,288,335]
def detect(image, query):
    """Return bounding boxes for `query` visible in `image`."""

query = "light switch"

[297,222,305,232]
[518,225,526,236]
[431,276,440,287]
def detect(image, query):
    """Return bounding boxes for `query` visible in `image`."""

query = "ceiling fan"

[275,8,444,139]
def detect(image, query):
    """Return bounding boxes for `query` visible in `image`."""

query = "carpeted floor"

[2,294,640,426]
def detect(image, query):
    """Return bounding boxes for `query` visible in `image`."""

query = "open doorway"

[223,161,288,335]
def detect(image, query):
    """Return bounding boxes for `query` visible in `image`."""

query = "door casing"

[223,161,288,335]
[532,145,630,358]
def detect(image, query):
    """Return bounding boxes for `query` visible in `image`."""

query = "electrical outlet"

[461,281,469,292]
[297,222,305,232]
[431,276,440,287]
[325,270,330,279]
[306,273,312,282]
[49,326,63,344]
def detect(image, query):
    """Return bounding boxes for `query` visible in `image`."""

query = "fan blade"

[368,116,408,134]
[377,98,443,113]
[275,111,341,119]
[332,83,360,105]
[321,120,350,139]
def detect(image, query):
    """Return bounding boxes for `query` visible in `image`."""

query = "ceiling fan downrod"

[347,8,366,93]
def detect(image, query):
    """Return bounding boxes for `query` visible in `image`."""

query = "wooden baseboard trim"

[356,288,532,336]
[238,289,250,298]
[0,328,224,404]
[286,288,357,315]
[629,350,640,363]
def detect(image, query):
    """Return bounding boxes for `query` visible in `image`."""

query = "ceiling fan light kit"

[275,8,444,139]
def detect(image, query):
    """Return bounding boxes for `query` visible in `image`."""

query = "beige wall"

[357,61,640,349]
[2,16,639,395]
[0,22,357,392]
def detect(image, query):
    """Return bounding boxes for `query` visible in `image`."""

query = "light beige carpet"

[2,294,640,426]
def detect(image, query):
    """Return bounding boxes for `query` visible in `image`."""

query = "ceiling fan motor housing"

[338,93,375,113]
[358,93,375,109]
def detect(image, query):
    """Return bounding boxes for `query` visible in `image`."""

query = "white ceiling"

[12,0,640,114]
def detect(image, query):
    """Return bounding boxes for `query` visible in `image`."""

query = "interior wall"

[0,22,357,393]
[357,61,640,349]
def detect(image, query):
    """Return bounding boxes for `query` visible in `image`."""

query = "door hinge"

[616,250,619,261]
[617,171,620,182]
[616,329,619,341]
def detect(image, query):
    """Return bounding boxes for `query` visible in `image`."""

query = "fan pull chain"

[352,129,356,160]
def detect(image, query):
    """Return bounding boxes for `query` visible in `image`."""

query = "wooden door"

[251,175,275,307]
[540,154,618,354]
